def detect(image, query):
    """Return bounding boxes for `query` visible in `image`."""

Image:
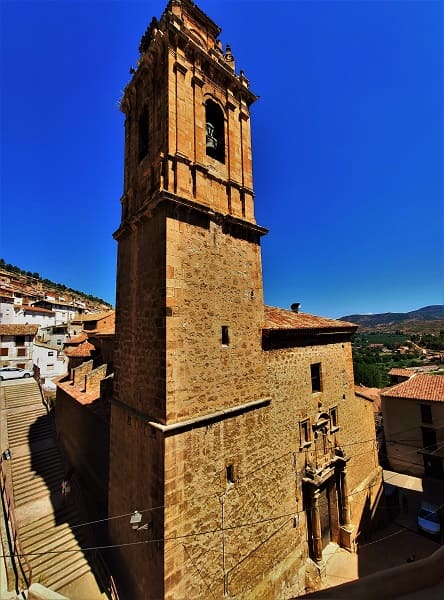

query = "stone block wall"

[163,407,307,600]
[159,337,381,599]
[72,359,93,388]
[55,386,109,508]
[165,216,266,422]
[113,211,167,421]
[85,363,107,393]
[108,403,165,599]
[264,340,381,552]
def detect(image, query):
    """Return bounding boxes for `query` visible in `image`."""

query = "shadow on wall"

[27,411,112,595]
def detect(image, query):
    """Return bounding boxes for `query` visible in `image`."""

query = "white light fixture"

[130,510,142,530]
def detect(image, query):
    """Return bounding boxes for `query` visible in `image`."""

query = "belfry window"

[138,106,149,162]
[205,100,225,163]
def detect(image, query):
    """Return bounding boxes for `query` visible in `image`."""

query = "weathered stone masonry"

[108,2,382,598]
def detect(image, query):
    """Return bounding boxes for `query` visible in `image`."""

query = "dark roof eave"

[262,325,358,336]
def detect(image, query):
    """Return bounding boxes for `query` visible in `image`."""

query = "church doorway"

[319,483,332,548]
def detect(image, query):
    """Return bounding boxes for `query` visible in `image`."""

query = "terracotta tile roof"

[64,332,88,345]
[21,305,54,314]
[57,378,100,406]
[87,326,115,336]
[77,310,114,322]
[381,374,444,402]
[64,340,95,357]
[355,385,381,412]
[0,324,39,336]
[263,306,356,332]
[388,368,415,377]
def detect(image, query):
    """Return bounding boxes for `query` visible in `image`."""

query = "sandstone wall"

[165,216,265,422]
[55,387,109,508]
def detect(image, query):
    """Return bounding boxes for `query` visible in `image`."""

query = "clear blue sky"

[1,0,443,318]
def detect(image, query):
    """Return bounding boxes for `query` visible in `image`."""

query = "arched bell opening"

[205,99,225,163]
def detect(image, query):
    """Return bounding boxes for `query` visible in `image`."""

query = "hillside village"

[0,266,112,387]
[1,1,444,599]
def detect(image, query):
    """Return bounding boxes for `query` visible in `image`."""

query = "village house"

[0,323,38,372]
[32,341,68,381]
[101,2,382,598]
[388,367,415,386]
[68,309,115,335]
[381,373,444,479]
[0,301,55,328]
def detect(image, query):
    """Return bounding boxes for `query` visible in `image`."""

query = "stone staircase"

[1,379,107,599]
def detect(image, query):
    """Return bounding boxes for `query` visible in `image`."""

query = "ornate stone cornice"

[113,190,267,243]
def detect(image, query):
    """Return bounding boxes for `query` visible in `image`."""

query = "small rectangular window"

[311,363,322,393]
[299,419,311,447]
[226,464,235,484]
[420,404,432,424]
[17,348,26,357]
[47,364,54,370]
[0,348,8,356]
[48,351,54,357]
[330,406,339,432]
[221,326,229,346]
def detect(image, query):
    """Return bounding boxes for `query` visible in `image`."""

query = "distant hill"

[341,305,444,332]
[0,259,112,310]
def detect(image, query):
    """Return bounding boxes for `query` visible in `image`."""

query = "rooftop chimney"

[291,302,301,313]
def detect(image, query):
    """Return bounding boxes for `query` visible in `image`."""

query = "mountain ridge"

[340,305,444,330]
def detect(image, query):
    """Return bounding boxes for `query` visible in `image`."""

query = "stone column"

[340,466,351,527]
[311,488,323,562]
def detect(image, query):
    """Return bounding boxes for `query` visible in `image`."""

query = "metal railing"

[69,475,120,600]
[92,550,120,600]
[0,456,32,589]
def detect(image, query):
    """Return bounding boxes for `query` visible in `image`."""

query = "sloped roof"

[388,368,415,377]
[264,306,356,332]
[64,340,95,357]
[381,374,444,402]
[355,385,381,412]
[0,324,39,336]
[76,310,114,322]
[57,377,100,406]
[20,305,54,314]
[87,326,115,336]
[64,332,88,345]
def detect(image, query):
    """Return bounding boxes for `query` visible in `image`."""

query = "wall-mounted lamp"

[2,449,11,461]
[130,510,152,531]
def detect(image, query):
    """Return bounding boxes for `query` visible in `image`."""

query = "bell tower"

[109,1,268,597]
[119,0,259,227]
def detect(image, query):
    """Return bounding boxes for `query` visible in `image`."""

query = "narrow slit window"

[221,326,229,346]
[299,419,311,447]
[330,406,339,431]
[311,363,322,393]
[226,464,235,484]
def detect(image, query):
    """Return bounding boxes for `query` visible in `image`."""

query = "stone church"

[108,1,382,598]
